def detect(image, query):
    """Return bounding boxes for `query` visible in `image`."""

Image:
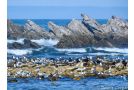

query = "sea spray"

[31,39,59,46]
[7,48,43,56]
[7,49,32,55]
[93,47,128,53]
[56,48,87,53]
[7,38,25,44]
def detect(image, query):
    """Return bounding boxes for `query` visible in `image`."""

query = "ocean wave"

[93,47,128,53]
[7,49,32,55]
[31,39,59,46]
[7,46,128,56]
[7,38,25,44]
[88,52,127,56]
[7,48,43,56]
[56,48,87,53]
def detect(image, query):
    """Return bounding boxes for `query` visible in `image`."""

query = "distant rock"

[7,14,128,48]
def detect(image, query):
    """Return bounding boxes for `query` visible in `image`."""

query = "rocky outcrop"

[23,20,54,39]
[7,20,25,39]
[7,56,128,80]
[56,19,96,48]
[8,39,41,49]
[48,21,72,38]
[7,20,54,40]
[56,14,128,48]
[7,14,128,48]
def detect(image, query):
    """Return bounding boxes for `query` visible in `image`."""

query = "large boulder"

[48,21,72,38]
[23,20,54,39]
[7,20,24,39]
[8,39,41,49]
[56,19,96,48]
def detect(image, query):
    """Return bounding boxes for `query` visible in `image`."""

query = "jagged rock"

[48,21,72,38]
[7,20,24,39]
[100,16,128,47]
[23,20,54,39]
[7,14,128,48]
[8,39,41,49]
[7,20,54,40]
[68,19,94,36]
[56,19,96,48]
[81,13,101,30]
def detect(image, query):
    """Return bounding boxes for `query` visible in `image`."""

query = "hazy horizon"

[8,0,128,19]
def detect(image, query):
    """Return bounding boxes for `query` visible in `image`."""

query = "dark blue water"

[11,19,108,30]
[11,19,72,30]
[8,76,128,90]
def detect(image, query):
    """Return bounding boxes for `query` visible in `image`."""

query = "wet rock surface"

[7,56,128,82]
[8,39,41,49]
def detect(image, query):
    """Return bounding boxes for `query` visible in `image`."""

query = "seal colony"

[7,13,128,83]
[8,56,128,82]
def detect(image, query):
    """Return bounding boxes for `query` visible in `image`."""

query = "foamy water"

[7,38,25,44]
[94,47,128,53]
[56,48,87,53]
[31,39,59,46]
[7,49,33,55]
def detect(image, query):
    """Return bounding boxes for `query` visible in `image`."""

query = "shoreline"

[7,56,128,82]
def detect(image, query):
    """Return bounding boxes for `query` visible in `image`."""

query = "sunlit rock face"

[7,14,128,48]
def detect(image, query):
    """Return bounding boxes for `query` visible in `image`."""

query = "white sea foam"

[93,47,128,53]
[7,48,44,56]
[7,49,33,55]
[7,38,25,44]
[88,52,127,56]
[56,48,87,53]
[31,39,59,46]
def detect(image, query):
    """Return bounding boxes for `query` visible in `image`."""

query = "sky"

[8,0,128,19]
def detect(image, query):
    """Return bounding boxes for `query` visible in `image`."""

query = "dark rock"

[8,42,24,49]
[48,73,59,81]
[8,78,18,83]
[7,20,24,39]
[23,39,41,48]
[8,39,41,49]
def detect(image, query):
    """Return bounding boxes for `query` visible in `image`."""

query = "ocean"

[7,19,128,60]
[7,19,128,90]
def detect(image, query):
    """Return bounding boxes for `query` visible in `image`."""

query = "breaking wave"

[7,48,43,56]
[31,39,59,46]
[93,47,128,53]
[7,49,33,56]
[7,38,25,44]
[7,45,128,58]
[56,48,87,53]
[7,38,59,47]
